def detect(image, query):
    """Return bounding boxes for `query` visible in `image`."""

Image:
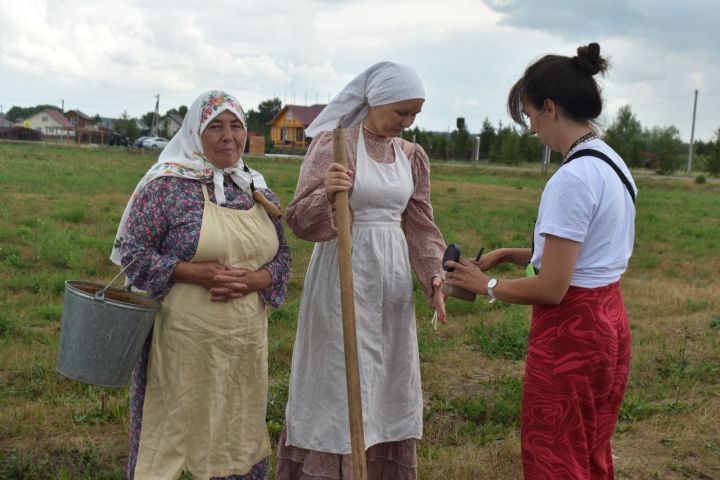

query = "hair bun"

[575,42,608,76]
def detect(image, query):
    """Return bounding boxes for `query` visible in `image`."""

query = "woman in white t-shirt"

[445,43,636,480]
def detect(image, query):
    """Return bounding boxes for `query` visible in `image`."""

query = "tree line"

[5,101,719,176]
[405,105,720,176]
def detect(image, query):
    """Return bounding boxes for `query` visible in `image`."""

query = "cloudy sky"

[1,0,718,140]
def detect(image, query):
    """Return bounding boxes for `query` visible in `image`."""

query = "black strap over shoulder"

[564,148,636,204]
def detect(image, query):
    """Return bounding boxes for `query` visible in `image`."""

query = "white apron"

[285,127,421,454]
[134,184,279,479]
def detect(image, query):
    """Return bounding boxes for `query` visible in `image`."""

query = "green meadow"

[0,142,718,479]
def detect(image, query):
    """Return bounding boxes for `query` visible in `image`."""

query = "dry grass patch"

[614,395,720,479]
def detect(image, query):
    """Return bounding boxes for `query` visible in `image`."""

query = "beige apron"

[135,184,279,479]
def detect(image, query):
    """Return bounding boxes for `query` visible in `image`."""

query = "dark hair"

[508,43,609,129]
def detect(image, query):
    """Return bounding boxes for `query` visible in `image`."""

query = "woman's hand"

[476,248,507,271]
[209,267,272,302]
[476,248,532,270]
[430,276,447,324]
[172,261,272,302]
[324,163,354,203]
[444,258,490,296]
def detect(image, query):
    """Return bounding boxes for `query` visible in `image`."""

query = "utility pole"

[61,99,64,113]
[687,89,698,174]
[541,145,551,174]
[151,94,160,135]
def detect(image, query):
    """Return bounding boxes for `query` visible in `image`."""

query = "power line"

[632,93,694,109]
[0,95,156,109]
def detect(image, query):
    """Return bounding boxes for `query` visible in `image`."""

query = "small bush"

[0,246,24,269]
[687,299,709,313]
[36,224,74,268]
[0,315,13,337]
[37,304,64,321]
[619,395,687,422]
[694,175,706,184]
[53,205,88,224]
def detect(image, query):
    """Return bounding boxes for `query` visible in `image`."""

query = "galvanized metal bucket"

[56,269,160,387]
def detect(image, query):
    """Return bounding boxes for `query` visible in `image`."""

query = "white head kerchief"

[306,61,425,137]
[110,89,267,265]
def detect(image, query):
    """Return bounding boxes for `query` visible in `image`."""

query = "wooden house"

[268,104,326,148]
[65,109,92,129]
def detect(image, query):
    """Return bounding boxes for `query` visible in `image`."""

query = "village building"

[65,109,92,129]
[267,104,326,148]
[156,112,183,138]
[0,113,13,128]
[22,109,73,137]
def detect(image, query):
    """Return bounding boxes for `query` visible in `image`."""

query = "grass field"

[0,141,718,479]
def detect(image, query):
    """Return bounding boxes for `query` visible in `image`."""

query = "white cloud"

[0,0,718,139]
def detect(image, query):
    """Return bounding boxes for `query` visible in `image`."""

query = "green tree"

[604,105,644,167]
[518,131,544,163]
[489,123,524,164]
[114,111,140,141]
[645,126,683,174]
[5,104,61,122]
[450,122,471,160]
[141,111,156,129]
[479,118,496,156]
[703,128,720,177]
[246,98,282,137]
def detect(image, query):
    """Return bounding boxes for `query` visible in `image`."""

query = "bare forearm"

[505,248,532,266]
[171,261,203,285]
[446,237,578,306]
[478,247,532,271]
[489,275,567,305]
[251,268,272,291]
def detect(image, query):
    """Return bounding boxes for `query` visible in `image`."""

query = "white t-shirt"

[531,138,637,288]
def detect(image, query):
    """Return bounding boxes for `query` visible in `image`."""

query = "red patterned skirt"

[522,282,631,480]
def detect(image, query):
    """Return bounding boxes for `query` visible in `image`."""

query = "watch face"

[488,278,498,289]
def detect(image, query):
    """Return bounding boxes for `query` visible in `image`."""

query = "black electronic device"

[441,243,477,301]
[442,243,461,272]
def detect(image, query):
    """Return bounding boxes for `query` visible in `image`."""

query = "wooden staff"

[332,126,368,480]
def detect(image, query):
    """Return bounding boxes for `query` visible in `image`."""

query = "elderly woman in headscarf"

[112,90,291,480]
[276,62,447,480]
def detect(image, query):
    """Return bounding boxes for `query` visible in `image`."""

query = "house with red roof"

[22,109,73,138]
[267,104,326,148]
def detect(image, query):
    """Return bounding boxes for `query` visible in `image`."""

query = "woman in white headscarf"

[115,90,291,480]
[276,62,447,479]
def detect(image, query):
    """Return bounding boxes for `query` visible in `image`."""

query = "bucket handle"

[94,258,136,301]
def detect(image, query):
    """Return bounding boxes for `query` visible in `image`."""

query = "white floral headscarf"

[110,89,267,265]
[305,61,425,137]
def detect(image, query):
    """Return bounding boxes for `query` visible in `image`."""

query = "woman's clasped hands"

[175,261,272,302]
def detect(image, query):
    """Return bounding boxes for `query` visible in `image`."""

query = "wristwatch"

[487,278,498,303]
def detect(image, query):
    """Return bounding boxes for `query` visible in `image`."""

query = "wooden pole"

[332,126,368,480]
